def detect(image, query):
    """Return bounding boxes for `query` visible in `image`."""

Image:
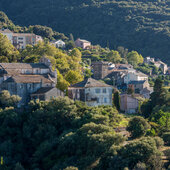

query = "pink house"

[120,94,140,114]
[75,38,91,49]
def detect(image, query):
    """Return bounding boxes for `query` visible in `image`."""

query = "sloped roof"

[70,78,112,88]
[31,87,54,94]
[76,38,90,43]
[0,29,13,33]
[129,80,146,85]
[0,63,49,69]
[3,74,53,84]
[13,33,35,37]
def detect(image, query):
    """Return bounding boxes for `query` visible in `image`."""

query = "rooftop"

[3,74,53,84]
[0,29,13,33]
[70,78,112,88]
[76,38,90,43]
[129,80,146,85]
[0,63,49,70]
[31,87,54,94]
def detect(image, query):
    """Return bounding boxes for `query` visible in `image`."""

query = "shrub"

[127,116,151,138]
[153,137,164,149]
[162,132,170,145]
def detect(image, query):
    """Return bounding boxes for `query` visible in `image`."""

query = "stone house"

[153,61,168,74]
[140,87,153,99]
[68,78,113,106]
[31,87,64,100]
[0,57,64,107]
[128,80,150,93]
[75,38,91,49]
[92,61,110,80]
[120,94,140,114]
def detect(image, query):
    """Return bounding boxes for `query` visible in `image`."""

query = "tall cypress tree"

[114,91,120,111]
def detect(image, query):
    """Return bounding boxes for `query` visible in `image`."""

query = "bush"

[127,116,151,139]
[133,162,146,170]
[153,137,164,149]
[162,132,170,145]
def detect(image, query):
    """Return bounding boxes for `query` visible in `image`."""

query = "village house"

[92,62,135,80]
[120,94,144,114]
[50,39,65,48]
[153,60,168,74]
[144,56,155,64]
[75,38,91,49]
[140,87,153,99]
[68,78,113,106]
[128,80,150,93]
[0,29,43,49]
[0,57,64,107]
[124,71,148,84]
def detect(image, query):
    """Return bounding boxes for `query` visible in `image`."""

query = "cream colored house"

[0,29,43,49]
[68,78,113,106]
[124,71,148,84]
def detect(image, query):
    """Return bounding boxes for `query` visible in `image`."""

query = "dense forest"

[0,0,169,64]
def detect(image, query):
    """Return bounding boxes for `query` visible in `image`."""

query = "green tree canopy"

[107,50,122,63]
[127,116,151,138]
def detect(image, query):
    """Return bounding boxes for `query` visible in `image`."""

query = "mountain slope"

[0,0,169,64]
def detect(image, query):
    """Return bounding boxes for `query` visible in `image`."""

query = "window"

[104,98,107,103]
[95,89,101,93]
[97,98,100,103]
[103,88,107,93]
[18,37,23,40]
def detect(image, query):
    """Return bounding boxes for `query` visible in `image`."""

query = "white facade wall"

[124,72,148,84]
[85,87,113,106]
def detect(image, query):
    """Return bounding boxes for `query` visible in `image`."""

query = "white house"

[124,71,148,84]
[68,78,113,107]
[50,40,65,48]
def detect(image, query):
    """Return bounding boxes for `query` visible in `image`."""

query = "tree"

[114,91,120,111]
[127,116,151,138]
[70,48,82,63]
[0,33,19,62]
[56,69,70,92]
[65,70,83,85]
[127,51,143,66]
[150,78,165,109]
[117,46,128,59]
[127,87,134,94]
[107,50,122,63]
[0,90,21,108]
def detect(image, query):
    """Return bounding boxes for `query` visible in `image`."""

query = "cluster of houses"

[0,56,153,114]
[144,56,168,74]
[0,30,168,113]
[0,29,92,51]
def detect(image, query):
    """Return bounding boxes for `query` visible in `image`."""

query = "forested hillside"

[0,0,169,64]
